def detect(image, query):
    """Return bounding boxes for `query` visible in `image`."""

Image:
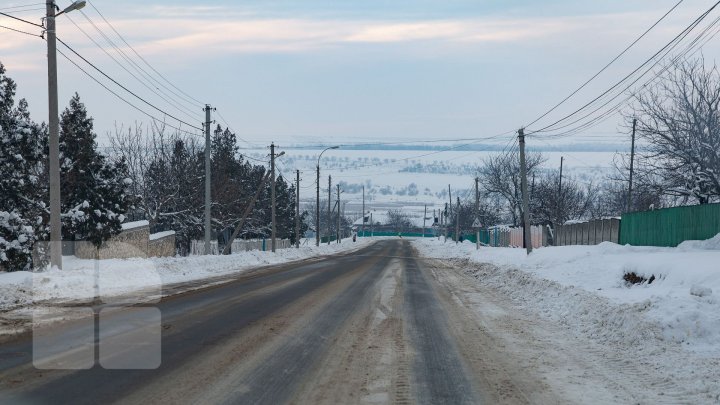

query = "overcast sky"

[2,0,720,147]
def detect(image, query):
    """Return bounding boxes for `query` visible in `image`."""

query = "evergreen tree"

[0,63,47,270]
[59,93,133,247]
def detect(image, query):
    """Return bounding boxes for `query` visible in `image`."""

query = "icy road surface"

[0,239,705,404]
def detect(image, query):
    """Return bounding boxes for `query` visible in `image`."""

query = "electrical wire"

[215,109,259,148]
[0,23,40,36]
[86,0,206,107]
[528,0,720,135]
[0,3,44,11]
[525,0,685,129]
[56,46,203,138]
[56,37,203,131]
[534,9,720,140]
[0,11,43,27]
[64,13,200,122]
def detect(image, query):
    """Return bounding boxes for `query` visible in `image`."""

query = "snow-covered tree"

[625,57,720,205]
[0,63,48,271]
[59,93,133,247]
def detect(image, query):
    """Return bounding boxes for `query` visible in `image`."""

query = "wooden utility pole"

[627,118,637,213]
[518,128,532,254]
[475,177,480,250]
[295,169,300,248]
[328,175,332,245]
[270,143,277,253]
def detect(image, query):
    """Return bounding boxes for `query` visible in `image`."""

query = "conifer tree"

[59,93,133,247]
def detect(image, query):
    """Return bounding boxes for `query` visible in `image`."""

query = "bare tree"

[625,57,720,205]
[531,171,597,225]
[479,150,545,225]
[387,209,412,233]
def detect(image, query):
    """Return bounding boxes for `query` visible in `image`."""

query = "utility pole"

[444,203,448,242]
[475,177,480,250]
[296,169,300,248]
[558,156,564,224]
[47,0,62,269]
[270,143,277,252]
[518,128,532,254]
[423,204,427,238]
[448,185,452,240]
[328,175,332,245]
[370,212,374,237]
[204,104,212,255]
[627,118,637,213]
[316,165,320,246]
[455,197,460,244]
[361,185,365,237]
[336,183,341,243]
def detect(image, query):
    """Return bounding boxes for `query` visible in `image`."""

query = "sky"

[2,0,720,148]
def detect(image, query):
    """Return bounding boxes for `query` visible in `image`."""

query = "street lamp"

[316,146,339,246]
[46,0,86,270]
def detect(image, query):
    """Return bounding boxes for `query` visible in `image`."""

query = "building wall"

[75,225,175,259]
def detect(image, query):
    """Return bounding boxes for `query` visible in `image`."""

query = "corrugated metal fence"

[619,203,720,247]
[555,218,620,246]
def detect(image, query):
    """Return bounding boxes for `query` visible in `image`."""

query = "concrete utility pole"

[627,118,637,213]
[361,185,365,237]
[270,143,277,252]
[316,146,338,246]
[46,0,62,269]
[444,202,448,242]
[423,204,427,238]
[518,128,532,255]
[455,197,460,244]
[475,177,480,250]
[328,175,332,245]
[336,183,341,243]
[558,156,564,224]
[204,104,212,254]
[296,169,300,248]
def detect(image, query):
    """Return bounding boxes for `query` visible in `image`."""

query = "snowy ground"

[0,238,374,326]
[412,236,720,402]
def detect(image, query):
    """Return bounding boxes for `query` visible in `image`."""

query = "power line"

[64,12,200,122]
[528,0,720,135]
[56,46,203,138]
[215,109,259,148]
[86,0,206,107]
[0,22,40,37]
[56,36,203,131]
[0,10,43,27]
[525,0,685,129]
[0,3,44,11]
[534,8,720,140]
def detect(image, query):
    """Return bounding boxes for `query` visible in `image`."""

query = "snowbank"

[412,236,720,354]
[0,238,374,312]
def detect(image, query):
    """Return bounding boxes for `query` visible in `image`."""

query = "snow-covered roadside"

[412,237,720,402]
[0,238,375,313]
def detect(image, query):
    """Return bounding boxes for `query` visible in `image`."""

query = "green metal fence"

[619,203,720,247]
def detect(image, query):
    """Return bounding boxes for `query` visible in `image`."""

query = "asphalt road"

[0,240,483,404]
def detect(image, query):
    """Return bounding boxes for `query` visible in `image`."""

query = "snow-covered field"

[0,238,374,316]
[412,236,720,401]
[243,148,617,218]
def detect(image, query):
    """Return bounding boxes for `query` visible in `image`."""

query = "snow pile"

[412,236,720,354]
[0,238,374,312]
